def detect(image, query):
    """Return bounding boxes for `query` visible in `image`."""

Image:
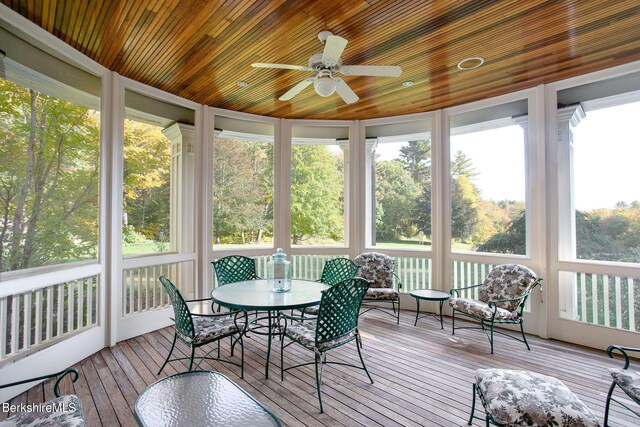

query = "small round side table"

[410,289,450,329]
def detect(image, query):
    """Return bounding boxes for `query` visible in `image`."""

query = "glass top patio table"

[211,279,330,378]
[134,371,281,427]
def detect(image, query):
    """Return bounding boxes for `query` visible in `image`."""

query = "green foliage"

[375,160,420,240]
[450,176,479,242]
[212,137,273,244]
[290,145,344,244]
[1,79,100,271]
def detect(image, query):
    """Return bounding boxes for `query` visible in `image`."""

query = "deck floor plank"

[2,310,638,426]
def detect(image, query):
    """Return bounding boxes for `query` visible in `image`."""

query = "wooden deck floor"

[1,310,638,426]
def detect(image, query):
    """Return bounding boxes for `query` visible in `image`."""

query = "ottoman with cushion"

[469,369,600,426]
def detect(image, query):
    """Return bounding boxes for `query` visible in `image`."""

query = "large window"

[569,100,640,263]
[365,120,431,249]
[449,101,528,254]
[290,125,348,247]
[212,116,274,248]
[123,90,195,256]
[0,47,100,273]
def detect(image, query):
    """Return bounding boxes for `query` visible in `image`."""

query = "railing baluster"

[34,289,43,345]
[23,292,32,349]
[57,284,64,338]
[579,273,587,322]
[614,276,622,329]
[0,297,7,358]
[603,274,610,328]
[77,278,84,329]
[87,276,93,326]
[591,273,598,325]
[11,293,19,354]
[46,286,53,341]
[628,277,636,332]
[67,281,75,333]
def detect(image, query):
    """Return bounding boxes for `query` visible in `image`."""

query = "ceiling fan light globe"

[314,77,337,97]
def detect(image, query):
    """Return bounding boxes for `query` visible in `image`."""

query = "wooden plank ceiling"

[3,0,640,120]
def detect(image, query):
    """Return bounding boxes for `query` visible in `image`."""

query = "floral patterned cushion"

[363,288,399,301]
[609,368,640,403]
[3,395,85,426]
[478,264,538,311]
[475,369,599,427]
[187,315,242,345]
[354,252,394,289]
[449,297,519,321]
[285,319,355,350]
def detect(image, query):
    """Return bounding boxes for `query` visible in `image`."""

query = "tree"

[476,210,526,254]
[0,80,100,271]
[451,175,478,242]
[375,160,420,240]
[290,145,343,244]
[451,150,479,178]
[398,139,431,183]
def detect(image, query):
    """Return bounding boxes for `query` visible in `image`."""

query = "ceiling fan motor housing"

[309,53,341,70]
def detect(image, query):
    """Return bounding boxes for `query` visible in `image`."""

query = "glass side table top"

[134,371,281,427]
[410,289,450,300]
[211,279,330,311]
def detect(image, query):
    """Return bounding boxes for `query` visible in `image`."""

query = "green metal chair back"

[159,276,194,341]
[315,278,369,346]
[213,255,259,286]
[319,258,359,286]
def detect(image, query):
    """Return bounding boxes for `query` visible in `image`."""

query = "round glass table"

[134,371,281,427]
[410,289,450,329]
[212,279,330,378]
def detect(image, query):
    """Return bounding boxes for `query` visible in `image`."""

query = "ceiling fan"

[252,31,402,104]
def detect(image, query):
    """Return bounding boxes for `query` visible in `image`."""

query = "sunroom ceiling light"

[402,81,414,87]
[457,57,484,70]
[237,80,248,87]
[314,77,337,97]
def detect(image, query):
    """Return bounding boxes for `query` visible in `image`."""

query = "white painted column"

[556,104,585,321]
[364,138,377,248]
[163,122,196,298]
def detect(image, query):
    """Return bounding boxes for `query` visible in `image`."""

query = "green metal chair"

[0,368,84,425]
[280,277,373,413]
[299,258,359,317]
[604,345,640,426]
[212,255,261,312]
[212,255,260,286]
[158,276,247,378]
[354,252,403,324]
[449,264,541,354]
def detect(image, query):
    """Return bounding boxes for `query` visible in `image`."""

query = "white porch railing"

[394,256,432,292]
[122,261,194,317]
[562,271,639,333]
[450,260,495,299]
[1,274,99,361]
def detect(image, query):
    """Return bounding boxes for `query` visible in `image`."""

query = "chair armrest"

[392,273,403,291]
[280,311,315,322]
[192,309,246,319]
[0,368,80,398]
[607,345,640,369]
[450,283,482,297]
[184,297,213,303]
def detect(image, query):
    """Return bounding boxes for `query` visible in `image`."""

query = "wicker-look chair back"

[316,278,369,346]
[319,258,359,286]
[159,276,194,342]
[213,255,260,286]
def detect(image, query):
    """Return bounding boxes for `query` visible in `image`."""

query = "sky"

[375,100,640,212]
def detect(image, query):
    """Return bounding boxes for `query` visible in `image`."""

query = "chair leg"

[451,310,456,335]
[396,298,400,324]
[520,320,531,350]
[603,382,616,427]
[188,345,196,371]
[315,352,324,413]
[468,383,477,425]
[158,331,177,374]
[356,335,374,384]
[239,333,244,379]
[490,322,495,354]
[280,333,286,381]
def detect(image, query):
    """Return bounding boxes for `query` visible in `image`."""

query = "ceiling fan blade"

[252,62,312,71]
[279,78,315,101]
[341,65,402,77]
[334,78,359,104]
[322,35,348,65]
